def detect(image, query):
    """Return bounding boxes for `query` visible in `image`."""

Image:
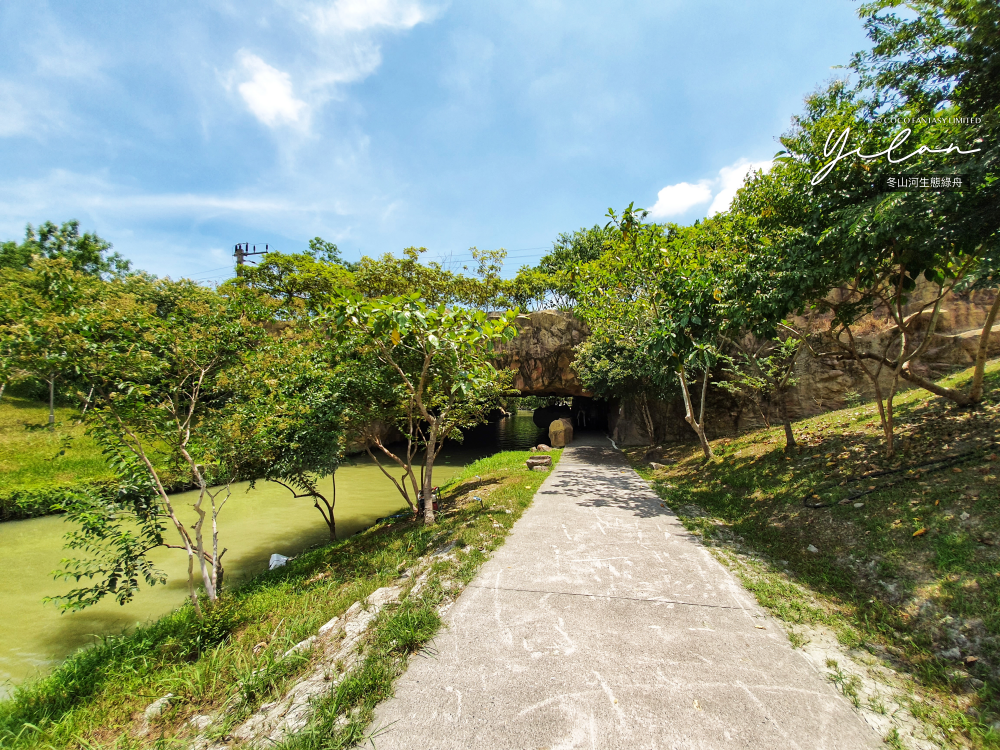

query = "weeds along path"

[367,434,880,749]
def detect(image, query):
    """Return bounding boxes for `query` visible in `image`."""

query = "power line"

[187,264,236,279]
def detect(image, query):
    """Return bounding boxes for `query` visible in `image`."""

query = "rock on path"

[368,435,880,749]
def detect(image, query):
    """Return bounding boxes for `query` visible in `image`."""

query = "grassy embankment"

[0,448,560,750]
[631,360,1000,748]
[0,396,115,520]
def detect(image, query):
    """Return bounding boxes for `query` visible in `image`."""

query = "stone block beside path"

[548,418,573,447]
[525,455,552,471]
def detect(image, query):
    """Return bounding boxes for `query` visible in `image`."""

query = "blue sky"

[0,1,871,282]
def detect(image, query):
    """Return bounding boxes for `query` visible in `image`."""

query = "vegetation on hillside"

[0,397,112,493]
[632,361,1000,747]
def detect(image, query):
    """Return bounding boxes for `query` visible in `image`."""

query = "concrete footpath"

[368,436,880,749]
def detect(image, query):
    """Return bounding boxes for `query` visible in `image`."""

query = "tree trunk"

[423,424,437,524]
[677,367,714,459]
[777,397,796,450]
[48,378,55,429]
[328,472,337,541]
[969,290,1000,403]
[78,384,95,422]
[639,393,655,444]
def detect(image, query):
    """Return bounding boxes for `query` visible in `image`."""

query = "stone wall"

[777,287,999,426]
[492,292,998,447]
[608,287,1000,446]
[494,311,591,396]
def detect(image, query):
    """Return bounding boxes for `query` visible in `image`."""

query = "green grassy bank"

[631,361,1000,748]
[0,448,560,750]
[0,396,115,520]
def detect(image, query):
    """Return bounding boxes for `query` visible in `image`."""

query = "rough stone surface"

[368,436,880,749]
[190,587,402,750]
[144,694,174,721]
[137,694,175,737]
[549,418,574,448]
[526,455,552,471]
[489,290,997,446]
[494,311,590,396]
[609,309,1000,445]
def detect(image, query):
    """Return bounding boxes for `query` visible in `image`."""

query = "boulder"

[536,444,552,452]
[549,418,574,448]
[526,455,552,471]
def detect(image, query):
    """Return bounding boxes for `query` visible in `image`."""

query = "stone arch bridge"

[491,311,612,435]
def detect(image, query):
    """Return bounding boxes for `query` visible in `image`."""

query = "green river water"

[0,415,547,698]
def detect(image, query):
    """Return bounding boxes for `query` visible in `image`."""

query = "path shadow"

[538,442,672,520]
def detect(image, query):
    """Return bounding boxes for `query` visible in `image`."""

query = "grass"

[0,448,560,750]
[630,359,1000,748]
[0,396,113,493]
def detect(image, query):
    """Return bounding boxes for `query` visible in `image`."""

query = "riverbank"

[0,448,561,749]
[0,399,550,522]
[630,360,1000,748]
[0,396,113,521]
[0,395,221,521]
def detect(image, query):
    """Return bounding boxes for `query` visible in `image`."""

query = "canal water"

[0,415,547,698]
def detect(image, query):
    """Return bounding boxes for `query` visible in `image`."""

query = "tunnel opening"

[530,396,609,434]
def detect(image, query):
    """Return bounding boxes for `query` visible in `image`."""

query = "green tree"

[352,247,462,306]
[233,237,354,315]
[850,0,1000,403]
[51,279,265,617]
[503,266,552,312]
[0,220,130,277]
[328,294,517,524]
[218,333,346,540]
[528,224,615,309]
[572,206,730,457]
[716,336,804,447]
[457,247,508,311]
[572,210,665,443]
[574,334,665,443]
[736,81,987,455]
[0,259,96,426]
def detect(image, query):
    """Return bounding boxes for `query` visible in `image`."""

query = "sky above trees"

[0,1,870,282]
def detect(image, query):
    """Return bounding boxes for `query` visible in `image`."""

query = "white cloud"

[308,0,436,33]
[0,168,359,279]
[235,51,309,128]
[707,158,772,215]
[648,181,713,218]
[227,1,437,131]
[650,157,772,219]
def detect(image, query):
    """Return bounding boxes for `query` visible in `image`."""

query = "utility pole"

[234,243,270,278]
